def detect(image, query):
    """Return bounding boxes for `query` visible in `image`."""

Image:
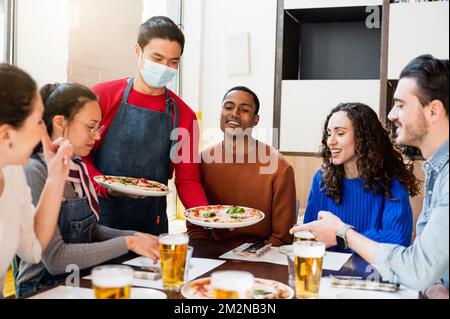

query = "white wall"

[67,0,143,87]
[388,2,449,79]
[179,0,204,113]
[280,80,380,153]
[16,0,69,86]
[183,0,278,147]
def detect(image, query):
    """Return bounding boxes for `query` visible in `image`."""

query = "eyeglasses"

[77,121,104,136]
[88,124,104,136]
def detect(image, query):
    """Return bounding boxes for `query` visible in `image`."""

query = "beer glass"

[91,265,134,299]
[293,241,325,299]
[159,233,189,291]
[210,271,254,299]
[294,230,316,242]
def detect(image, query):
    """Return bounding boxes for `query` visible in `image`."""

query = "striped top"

[304,170,413,252]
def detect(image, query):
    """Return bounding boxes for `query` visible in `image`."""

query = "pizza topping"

[254,289,272,296]
[226,207,245,215]
[202,212,216,218]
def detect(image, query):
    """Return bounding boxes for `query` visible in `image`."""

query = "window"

[0,0,14,63]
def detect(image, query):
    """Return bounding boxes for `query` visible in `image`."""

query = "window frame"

[1,0,15,64]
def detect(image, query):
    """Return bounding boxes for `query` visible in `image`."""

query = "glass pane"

[0,0,7,62]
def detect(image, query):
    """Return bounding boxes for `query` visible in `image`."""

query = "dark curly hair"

[320,102,419,204]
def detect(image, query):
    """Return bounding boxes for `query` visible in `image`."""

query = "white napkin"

[83,257,225,290]
[219,243,352,271]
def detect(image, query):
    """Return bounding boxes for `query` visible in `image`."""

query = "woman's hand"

[41,130,73,182]
[125,235,160,263]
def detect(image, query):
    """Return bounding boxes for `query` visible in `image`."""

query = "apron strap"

[122,79,179,149]
[164,89,180,149]
[121,77,135,105]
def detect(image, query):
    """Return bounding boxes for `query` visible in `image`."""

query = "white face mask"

[139,56,177,89]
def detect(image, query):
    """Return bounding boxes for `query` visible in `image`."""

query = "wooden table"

[71,238,371,299]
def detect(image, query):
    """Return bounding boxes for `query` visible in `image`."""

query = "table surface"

[65,238,372,299]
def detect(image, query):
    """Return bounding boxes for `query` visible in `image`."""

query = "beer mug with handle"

[159,233,189,291]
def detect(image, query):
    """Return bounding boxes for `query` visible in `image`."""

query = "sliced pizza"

[94,175,169,192]
[182,277,293,299]
[185,205,263,224]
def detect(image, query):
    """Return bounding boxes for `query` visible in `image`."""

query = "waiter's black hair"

[0,63,37,128]
[138,16,185,54]
[222,86,260,115]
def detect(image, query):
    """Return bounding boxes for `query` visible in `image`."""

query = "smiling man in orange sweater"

[187,86,296,246]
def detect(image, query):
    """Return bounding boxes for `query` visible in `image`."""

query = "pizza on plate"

[185,205,263,224]
[183,277,293,299]
[94,175,169,192]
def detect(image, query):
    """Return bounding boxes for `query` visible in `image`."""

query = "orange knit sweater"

[187,140,297,246]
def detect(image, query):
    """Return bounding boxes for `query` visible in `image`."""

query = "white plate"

[336,290,401,299]
[131,288,167,299]
[183,205,265,229]
[181,277,294,299]
[94,176,171,197]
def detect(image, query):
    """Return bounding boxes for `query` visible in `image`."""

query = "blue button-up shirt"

[374,139,449,291]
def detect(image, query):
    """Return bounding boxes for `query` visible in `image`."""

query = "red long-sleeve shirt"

[82,78,208,209]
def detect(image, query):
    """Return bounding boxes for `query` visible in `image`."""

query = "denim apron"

[17,156,97,296]
[93,78,178,234]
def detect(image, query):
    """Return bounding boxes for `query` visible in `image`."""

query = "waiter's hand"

[107,188,146,200]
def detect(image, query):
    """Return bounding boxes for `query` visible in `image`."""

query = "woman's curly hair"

[319,102,420,204]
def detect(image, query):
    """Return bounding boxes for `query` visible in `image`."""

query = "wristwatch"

[336,224,354,249]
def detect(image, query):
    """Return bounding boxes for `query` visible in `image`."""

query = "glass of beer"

[210,271,254,299]
[293,241,325,299]
[294,230,316,242]
[91,265,134,299]
[159,233,189,291]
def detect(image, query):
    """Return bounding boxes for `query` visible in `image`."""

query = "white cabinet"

[284,0,382,10]
[277,3,382,152]
[280,80,380,153]
[388,2,449,79]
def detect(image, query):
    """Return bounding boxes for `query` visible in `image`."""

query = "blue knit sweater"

[304,170,413,252]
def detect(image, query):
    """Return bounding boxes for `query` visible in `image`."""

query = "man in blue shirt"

[291,55,449,298]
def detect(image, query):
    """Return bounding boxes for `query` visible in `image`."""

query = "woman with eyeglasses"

[0,64,73,298]
[16,82,160,297]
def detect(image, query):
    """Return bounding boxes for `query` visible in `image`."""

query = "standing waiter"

[83,16,208,234]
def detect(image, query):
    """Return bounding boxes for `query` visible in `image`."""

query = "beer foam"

[211,271,254,292]
[294,231,316,240]
[293,242,325,258]
[92,268,133,288]
[159,234,189,245]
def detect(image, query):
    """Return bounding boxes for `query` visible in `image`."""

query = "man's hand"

[289,211,345,247]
